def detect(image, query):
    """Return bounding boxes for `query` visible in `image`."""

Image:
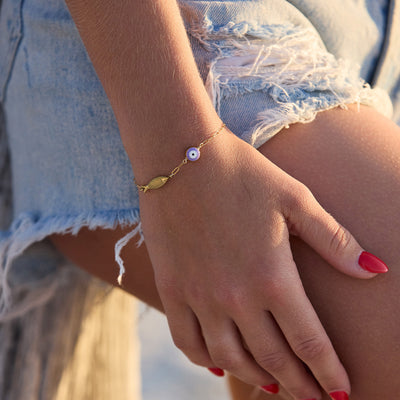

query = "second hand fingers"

[197,313,278,391]
[237,309,322,399]
[162,300,215,368]
[270,266,351,398]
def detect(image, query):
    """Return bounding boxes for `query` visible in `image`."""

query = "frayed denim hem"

[189,18,393,148]
[0,209,144,321]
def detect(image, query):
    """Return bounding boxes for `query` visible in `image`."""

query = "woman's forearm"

[65,0,221,181]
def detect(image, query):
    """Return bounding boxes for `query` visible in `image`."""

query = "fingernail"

[329,391,349,400]
[261,384,279,394]
[207,367,224,377]
[358,251,388,273]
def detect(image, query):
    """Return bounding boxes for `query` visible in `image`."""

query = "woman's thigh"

[230,104,400,400]
[50,104,400,400]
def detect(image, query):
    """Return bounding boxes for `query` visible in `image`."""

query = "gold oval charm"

[146,176,169,191]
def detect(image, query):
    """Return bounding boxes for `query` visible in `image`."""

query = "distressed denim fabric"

[0,0,399,319]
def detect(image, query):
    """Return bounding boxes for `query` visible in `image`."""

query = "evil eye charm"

[186,147,200,161]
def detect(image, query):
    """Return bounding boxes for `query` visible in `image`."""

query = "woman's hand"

[138,127,386,400]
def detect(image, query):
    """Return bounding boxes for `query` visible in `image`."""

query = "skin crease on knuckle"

[255,351,290,375]
[211,348,246,374]
[281,182,314,218]
[327,223,353,258]
[292,336,331,363]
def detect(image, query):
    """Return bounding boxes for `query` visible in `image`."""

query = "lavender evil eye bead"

[186,147,200,161]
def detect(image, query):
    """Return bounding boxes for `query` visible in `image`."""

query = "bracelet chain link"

[134,122,226,193]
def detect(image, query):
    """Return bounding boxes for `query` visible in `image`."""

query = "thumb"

[287,189,388,279]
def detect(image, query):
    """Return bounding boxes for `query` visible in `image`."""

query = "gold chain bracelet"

[133,122,226,193]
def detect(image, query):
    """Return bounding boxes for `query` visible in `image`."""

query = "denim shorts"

[0,0,399,319]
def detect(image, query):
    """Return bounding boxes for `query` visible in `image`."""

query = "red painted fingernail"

[261,384,279,394]
[207,367,224,377]
[358,251,388,273]
[329,391,349,400]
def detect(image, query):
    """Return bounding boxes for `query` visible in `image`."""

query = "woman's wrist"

[131,121,227,193]
[123,112,226,185]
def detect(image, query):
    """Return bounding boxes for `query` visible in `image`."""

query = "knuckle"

[287,183,314,212]
[185,281,208,306]
[171,332,192,353]
[212,350,243,372]
[172,334,208,366]
[214,287,247,313]
[293,336,330,361]
[256,351,288,373]
[329,223,352,256]
[156,276,181,299]
[263,277,289,304]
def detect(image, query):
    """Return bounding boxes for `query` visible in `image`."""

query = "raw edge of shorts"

[0,208,144,321]
[191,18,393,148]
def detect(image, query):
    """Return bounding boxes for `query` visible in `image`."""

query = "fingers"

[236,309,322,399]
[268,260,351,397]
[227,235,350,400]
[162,300,215,368]
[164,298,278,388]
[197,312,278,388]
[162,266,350,399]
[285,184,388,278]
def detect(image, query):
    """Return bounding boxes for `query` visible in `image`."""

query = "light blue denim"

[0,0,399,319]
